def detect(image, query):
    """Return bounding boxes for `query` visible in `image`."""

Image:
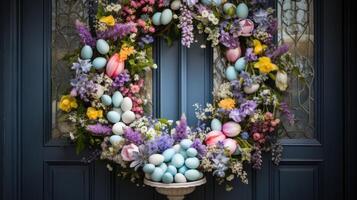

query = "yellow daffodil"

[253,39,267,55]
[218,98,236,110]
[254,56,278,74]
[86,107,103,120]
[119,44,135,61]
[58,95,78,112]
[99,15,116,26]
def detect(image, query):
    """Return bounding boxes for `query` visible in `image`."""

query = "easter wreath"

[58,0,300,192]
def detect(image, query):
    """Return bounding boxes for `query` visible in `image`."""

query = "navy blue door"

[1,0,344,200]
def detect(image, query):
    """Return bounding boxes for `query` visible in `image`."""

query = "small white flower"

[275,70,288,91]
[208,13,216,22]
[152,64,158,69]
[201,10,209,18]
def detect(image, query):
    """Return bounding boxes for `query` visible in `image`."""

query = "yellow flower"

[218,98,236,110]
[86,107,103,120]
[119,45,135,61]
[253,39,267,55]
[254,57,278,74]
[58,95,78,112]
[99,15,116,26]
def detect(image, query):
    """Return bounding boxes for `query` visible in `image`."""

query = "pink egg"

[226,47,242,63]
[222,121,241,137]
[239,19,254,36]
[106,53,124,78]
[205,131,226,146]
[223,138,237,155]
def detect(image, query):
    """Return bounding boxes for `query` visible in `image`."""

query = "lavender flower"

[124,128,143,145]
[191,138,207,158]
[173,115,189,142]
[178,6,194,48]
[139,35,154,48]
[219,30,239,48]
[145,134,174,154]
[212,152,229,178]
[245,48,258,61]
[75,20,96,46]
[72,58,92,73]
[86,124,112,135]
[229,100,257,122]
[97,22,135,41]
[70,73,97,102]
[112,70,130,88]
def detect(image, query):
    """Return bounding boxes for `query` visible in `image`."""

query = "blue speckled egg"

[174,173,187,183]
[112,91,123,107]
[186,148,198,158]
[235,57,246,71]
[96,39,110,55]
[185,157,200,169]
[151,167,164,182]
[162,172,174,183]
[167,165,177,176]
[201,0,212,6]
[109,135,123,146]
[101,94,112,106]
[81,45,93,60]
[171,154,185,168]
[92,57,107,69]
[184,169,200,181]
[180,139,193,150]
[178,165,188,174]
[143,164,155,174]
[236,3,249,19]
[225,66,237,81]
[159,163,167,172]
[107,111,121,123]
[160,9,173,25]
[162,148,176,162]
[152,12,162,26]
[211,118,222,131]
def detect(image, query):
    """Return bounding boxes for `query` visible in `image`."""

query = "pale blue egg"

[180,139,193,150]
[235,57,246,71]
[109,135,123,146]
[201,0,212,6]
[167,165,177,176]
[107,111,121,123]
[198,172,204,179]
[160,9,173,25]
[174,173,187,183]
[159,163,168,172]
[171,153,185,168]
[210,118,222,131]
[81,45,93,60]
[151,167,164,182]
[162,148,176,162]
[186,148,198,158]
[162,172,174,183]
[225,66,237,81]
[185,157,200,169]
[236,3,249,19]
[178,165,188,174]
[179,149,187,159]
[212,0,222,6]
[101,94,112,106]
[92,57,107,69]
[96,39,110,55]
[112,91,123,107]
[152,12,162,26]
[143,164,155,174]
[184,169,200,181]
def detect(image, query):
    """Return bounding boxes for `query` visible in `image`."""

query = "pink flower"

[121,143,139,161]
[130,84,140,93]
[239,19,254,37]
[106,53,125,78]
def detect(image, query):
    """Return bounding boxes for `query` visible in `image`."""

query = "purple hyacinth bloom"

[70,73,97,102]
[155,134,174,153]
[72,58,92,73]
[97,22,135,41]
[112,70,130,88]
[245,48,258,61]
[173,115,189,142]
[219,30,239,48]
[178,6,194,48]
[75,20,96,46]
[191,138,207,158]
[86,124,112,136]
[229,100,257,122]
[124,128,143,145]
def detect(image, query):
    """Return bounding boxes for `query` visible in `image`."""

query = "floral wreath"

[58,0,299,191]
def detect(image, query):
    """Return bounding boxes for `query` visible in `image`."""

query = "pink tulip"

[205,131,226,146]
[222,121,241,137]
[121,143,139,161]
[239,19,254,36]
[226,47,242,63]
[106,53,124,78]
[223,138,238,155]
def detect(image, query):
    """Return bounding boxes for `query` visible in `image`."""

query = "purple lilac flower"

[245,48,258,61]
[211,151,229,178]
[251,148,263,169]
[124,128,143,145]
[72,58,92,73]
[86,124,112,135]
[280,102,295,125]
[191,138,207,158]
[178,6,194,48]
[219,30,239,48]
[230,80,246,102]
[70,73,97,102]
[229,100,258,122]
[97,22,135,41]
[267,44,289,59]
[173,115,189,142]
[155,134,174,153]
[112,70,130,88]
[75,20,96,46]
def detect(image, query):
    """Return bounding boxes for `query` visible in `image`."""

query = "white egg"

[148,154,165,166]
[121,97,133,112]
[122,111,135,124]
[112,122,126,135]
[174,173,187,183]
[243,83,260,94]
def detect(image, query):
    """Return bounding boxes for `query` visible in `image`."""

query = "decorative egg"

[174,173,187,183]
[173,144,181,153]
[96,39,110,55]
[109,135,123,147]
[159,163,168,172]
[152,12,162,26]
[223,3,236,16]
[225,66,237,81]
[167,165,177,176]
[111,91,122,107]
[149,154,165,166]
[179,149,188,159]
[201,0,212,5]
[226,47,242,62]
[212,0,222,6]
[222,121,241,137]
[81,45,93,60]
[143,164,155,174]
[162,172,174,183]
[160,9,173,25]
[112,108,122,116]
[211,118,222,131]
[171,154,185,168]
[162,148,176,162]
[243,83,260,94]
[205,131,226,146]
[101,94,112,106]
[106,53,124,78]
[223,138,238,155]
[92,57,107,69]
[180,139,193,150]
[235,57,246,71]
[121,97,133,112]
[236,3,249,19]
[186,148,198,157]
[184,169,200,181]
[121,111,135,124]
[107,111,121,123]
[112,122,126,135]
[170,0,181,10]
[178,165,188,174]
[185,157,200,169]
[151,167,164,182]
[198,172,204,179]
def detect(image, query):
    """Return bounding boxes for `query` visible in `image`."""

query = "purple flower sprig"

[229,100,258,122]
[123,128,143,145]
[96,22,135,41]
[75,20,96,47]
[191,138,207,158]
[112,70,131,88]
[86,124,112,136]
[145,134,174,154]
[178,6,194,48]
[173,115,189,142]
